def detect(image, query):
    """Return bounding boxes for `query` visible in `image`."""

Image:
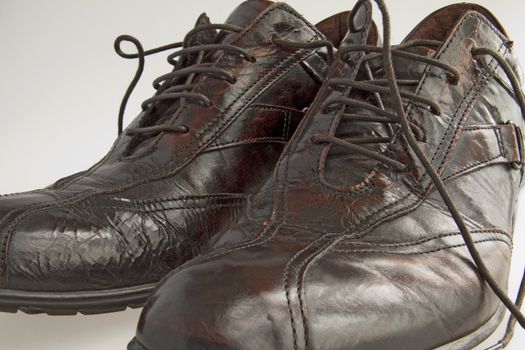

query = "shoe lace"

[113,25,335,141]
[114,23,251,137]
[317,1,525,347]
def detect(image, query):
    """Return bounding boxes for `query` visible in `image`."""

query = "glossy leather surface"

[133,2,525,350]
[0,0,348,292]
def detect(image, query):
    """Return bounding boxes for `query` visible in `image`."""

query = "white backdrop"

[0,1,524,349]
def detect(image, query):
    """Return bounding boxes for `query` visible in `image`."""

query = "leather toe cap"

[134,251,290,350]
[2,202,173,292]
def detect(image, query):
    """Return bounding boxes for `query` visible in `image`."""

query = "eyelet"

[446,73,460,85]
[310,134,322,144]
[429,106,441,116]
[179,125,190,133]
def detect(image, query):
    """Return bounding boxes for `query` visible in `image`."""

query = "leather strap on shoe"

[443,123,524,180]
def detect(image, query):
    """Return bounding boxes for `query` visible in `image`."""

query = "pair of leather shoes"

[2,1,525,349]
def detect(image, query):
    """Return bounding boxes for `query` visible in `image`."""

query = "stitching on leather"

[463,125,501,131]
[496,127,508,159]
[208,105,298,148]
[404,12,505,178]
[283,242,313,349]
[248,104,303,113]
[331,237,511,255]
[429,42,507,179]
[282,235,333,350]
[337,228,511,248]
[284,110,291,138]
[294,238,336,350]
[493,72,518,99]
[442,153,502,181]
[441,125,517,180]
[89,194,247,213]
[314,169,377,196]
[329,11,476,191]
[428,42,505,169]
[283,190,417,347]
[124,193,247,205]
[349,191,415,234]
[312,14,502,200]
[208,137,288,149]
[93,203,245,213]
[441,126,504,180]
[291,229,509,349]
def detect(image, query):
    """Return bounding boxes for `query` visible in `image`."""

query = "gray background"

[0,0,524,349]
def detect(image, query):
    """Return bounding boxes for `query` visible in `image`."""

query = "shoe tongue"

[216,0,274,43]
[186,13,215,46]
[225,0,273,28]
[186,0,274,47]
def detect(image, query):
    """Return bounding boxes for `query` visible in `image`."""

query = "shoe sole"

[0,283,157,315]
[126,305,505,350]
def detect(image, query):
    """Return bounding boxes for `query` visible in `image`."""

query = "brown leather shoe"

[0,0,349,315]
[129,1,525,349]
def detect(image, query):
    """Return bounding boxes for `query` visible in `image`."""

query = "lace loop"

[340,44,461,84]
[140,92,211,110]
[272,35,335,65]
[151,66,237,90]
[312,134,407,171]
[167,44,255,65]
[126,124,189,136]
[328,79,441,115]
